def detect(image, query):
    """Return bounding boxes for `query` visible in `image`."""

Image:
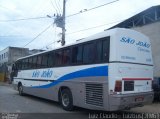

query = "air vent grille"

[85,83,103,107]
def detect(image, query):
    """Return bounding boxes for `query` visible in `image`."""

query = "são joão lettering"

[41,69,53,78]
[32,69,53,78]
[120,37,150,48]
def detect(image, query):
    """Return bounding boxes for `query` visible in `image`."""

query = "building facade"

[0,47,45,82]
[0,47,29,82]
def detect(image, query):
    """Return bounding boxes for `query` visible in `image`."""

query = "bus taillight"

[114,80,122,92]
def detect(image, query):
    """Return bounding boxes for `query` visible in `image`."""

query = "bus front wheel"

[18,84,24,96]
[59,88,74,111]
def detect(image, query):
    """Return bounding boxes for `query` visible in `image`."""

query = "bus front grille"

[85,83,103,107]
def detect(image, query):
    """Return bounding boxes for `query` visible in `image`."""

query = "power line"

[0,0,119,22]
[0,16,48,22]
[66,0,119,18]
[40,40,58,50]
[0,35,22,37]
[41,19,126,49]
[66,18,126,35]
[40,27,57,50]
[58,0,62,13]
[23,23,53,47]
[41,18,126,48]
[55,0,62,14]
[50,0,59,14]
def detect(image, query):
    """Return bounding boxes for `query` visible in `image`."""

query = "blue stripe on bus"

[32,66,108,88]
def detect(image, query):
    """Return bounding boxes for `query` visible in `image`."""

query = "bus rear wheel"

[18,84,24,96]
[59,88,74,111]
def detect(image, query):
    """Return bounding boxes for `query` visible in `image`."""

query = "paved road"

[0,83,160,119]
[0,84,89,119]
[0,85,69,113]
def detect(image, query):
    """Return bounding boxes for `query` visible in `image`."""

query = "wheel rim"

[62,93,69,107]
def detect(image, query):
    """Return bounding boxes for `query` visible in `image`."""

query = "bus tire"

[59,88,74,111]
[18,84,24,96]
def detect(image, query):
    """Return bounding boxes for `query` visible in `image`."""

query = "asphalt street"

[0,83,160,119]
[0,84,68,113]
[0,84,89,119]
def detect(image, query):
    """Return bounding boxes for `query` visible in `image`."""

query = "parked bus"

[12,28,153,111]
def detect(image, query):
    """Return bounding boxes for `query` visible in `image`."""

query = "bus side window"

[21,60,24,69]
[24,58,29,69]
[22,59,28,70]
[17,61,22,70]
[41,54,48,68]
[62,49,71,65]
[37,55,42,68]
[55,50,63,66]
[96,41,103,62]
[102,38,110,62]
[72,46,83,64]
[28,57,33,69]
[48,51,55,67]
[32,56,37,69]
[83,43,95,64]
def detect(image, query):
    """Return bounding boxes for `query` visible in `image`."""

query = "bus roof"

[15,28,144,61]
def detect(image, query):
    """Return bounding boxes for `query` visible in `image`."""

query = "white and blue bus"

[12,28,153,111]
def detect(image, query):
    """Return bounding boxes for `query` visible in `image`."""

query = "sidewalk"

[0,82,11,86]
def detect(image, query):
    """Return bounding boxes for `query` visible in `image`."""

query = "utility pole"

[61,0,66,46]
[48,0,66,46]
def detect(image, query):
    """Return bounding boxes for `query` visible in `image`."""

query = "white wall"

[132,22,160,77]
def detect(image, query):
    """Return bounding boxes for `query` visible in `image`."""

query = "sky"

[0,0,160,51]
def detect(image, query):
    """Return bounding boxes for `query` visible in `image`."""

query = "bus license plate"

[135,97,144,102]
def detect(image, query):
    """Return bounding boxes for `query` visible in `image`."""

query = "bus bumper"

[108,91,154,111]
